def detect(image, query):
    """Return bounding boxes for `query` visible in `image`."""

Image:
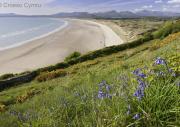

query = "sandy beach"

[0,19,123,75]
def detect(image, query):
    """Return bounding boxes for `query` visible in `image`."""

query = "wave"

[0,19,68,51]
[0,23,56,39]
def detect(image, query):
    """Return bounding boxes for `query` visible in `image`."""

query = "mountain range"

[0,10,180,18]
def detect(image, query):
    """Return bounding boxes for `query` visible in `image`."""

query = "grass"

[0,20,180,127]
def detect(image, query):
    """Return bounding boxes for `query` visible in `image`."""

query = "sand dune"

[0,19,123,75]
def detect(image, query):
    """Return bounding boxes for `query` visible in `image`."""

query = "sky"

[0,0,180,15]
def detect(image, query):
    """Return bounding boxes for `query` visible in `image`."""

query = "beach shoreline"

[0,19,123,75]
[0,18,68,51]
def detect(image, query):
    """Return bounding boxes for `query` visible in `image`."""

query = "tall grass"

[0,55,179,127]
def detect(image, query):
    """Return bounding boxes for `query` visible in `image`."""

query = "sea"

[0,17,67,50]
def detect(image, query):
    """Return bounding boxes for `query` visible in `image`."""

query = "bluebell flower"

[106,85,111,92]
[155,57,166,65]
[133,68,146,79]
[97,81,112,99]
[134,89,144,101]
[133,68,141,76]
[106,94,112,99]
[133,114,140,120]
[98,90,106,99]
[138,73,147,78]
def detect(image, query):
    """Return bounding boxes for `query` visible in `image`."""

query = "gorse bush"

[36,70,67,82]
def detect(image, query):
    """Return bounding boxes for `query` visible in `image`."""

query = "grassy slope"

[0,22,180,126]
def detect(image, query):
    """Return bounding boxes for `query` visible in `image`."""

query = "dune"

[0,19,124,75]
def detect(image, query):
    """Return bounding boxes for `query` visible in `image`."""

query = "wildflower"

[134,89,144,100]
[133,68,141,76]
[133,114,140,120]
[133,68,146,78]
[106,94,112,99]
[98,90,106,99]
[106,85,111,92]
[155,57,166,65]
[97,81,112,99]
[133,78,146,101]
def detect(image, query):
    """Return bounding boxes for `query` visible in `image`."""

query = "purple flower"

[133,68,141,75]
[155,57,166,65]
[106,85,111,92]
[138,73,147,78]
[98,90,106,99]
[134,89,144,100]
[133,68,146,78]
[133,114,140,120]
[97,81,112,99]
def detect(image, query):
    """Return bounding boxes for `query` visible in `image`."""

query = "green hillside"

[0,20,180,127]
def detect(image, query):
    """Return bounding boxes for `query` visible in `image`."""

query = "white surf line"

[0,19,69,51]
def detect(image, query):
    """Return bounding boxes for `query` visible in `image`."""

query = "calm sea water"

[0,17,67,50]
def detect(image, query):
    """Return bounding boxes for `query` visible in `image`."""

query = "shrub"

[0,74,15,80]
[36,70,67,82]
[65,52,81,62]
[16,89,41,103]
[153,20,180,39]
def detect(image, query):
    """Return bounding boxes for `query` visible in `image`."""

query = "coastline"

[0,19,124,75]
[0,19,68,51]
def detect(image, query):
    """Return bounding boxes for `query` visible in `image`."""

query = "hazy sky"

[0,0,180,15]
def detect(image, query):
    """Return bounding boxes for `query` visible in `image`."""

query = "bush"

[36,70,67,82]
[153,20,180,39]
[65,52,81,62]
[0,74,15,81]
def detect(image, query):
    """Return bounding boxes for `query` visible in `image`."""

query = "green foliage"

[65,51,81,62]
[0,74,15,81]
[153,20,180,39]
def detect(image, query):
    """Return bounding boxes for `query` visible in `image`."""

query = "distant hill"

[93,11,139,18]
[52,12,96,18]
[1,10,180,18]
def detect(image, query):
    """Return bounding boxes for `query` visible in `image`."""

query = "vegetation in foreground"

[0,20,179,127]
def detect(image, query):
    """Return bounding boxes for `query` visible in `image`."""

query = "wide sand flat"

[0,19,123,75]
